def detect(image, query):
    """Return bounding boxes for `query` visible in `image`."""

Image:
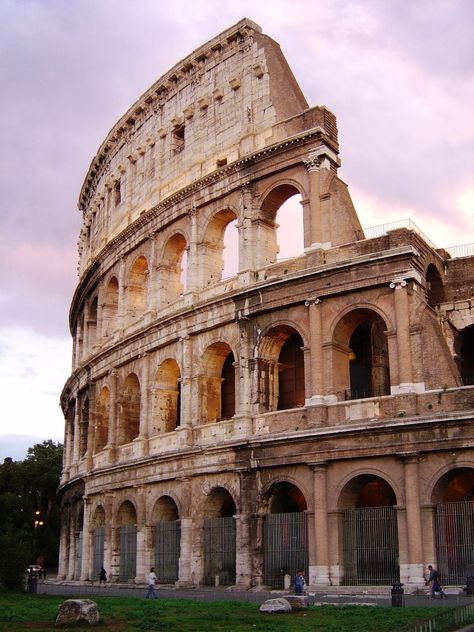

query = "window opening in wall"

[457,324,474,385]
[113,180,121,206]
[426,264,445,307]
[220,352,235,419]
[172,124,185,154]
[222,219,238,279]
[277,333,305,410]
[276,194,304,259]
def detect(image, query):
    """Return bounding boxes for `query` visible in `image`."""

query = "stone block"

[56,599,100,626]
[282,594,309,609]
[259,597,292,613]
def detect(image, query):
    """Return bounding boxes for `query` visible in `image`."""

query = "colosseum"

[58,18,474,592]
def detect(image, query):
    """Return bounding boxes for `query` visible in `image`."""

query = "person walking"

[145,567,158,599]
[426,565,446,598]
[99,567,107,584]
[294,569,305,595]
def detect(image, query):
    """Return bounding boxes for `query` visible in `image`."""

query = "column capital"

[305,297,321,307]
[397,452,420,464]
[390,278,407,289]
[309,461,328,472]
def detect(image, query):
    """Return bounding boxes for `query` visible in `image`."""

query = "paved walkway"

[37,580,474,610]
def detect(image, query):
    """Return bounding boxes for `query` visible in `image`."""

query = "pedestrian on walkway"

[99,567,107,584]
[145,567,158,599]
[426,565,446,598]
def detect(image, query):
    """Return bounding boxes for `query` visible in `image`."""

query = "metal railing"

[393,602,474,632]
[362,219,473,259]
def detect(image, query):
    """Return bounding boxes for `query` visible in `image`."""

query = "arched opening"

[203,487,236,585]
[92,506,106,579]
[127,256,148,318]
[79,396,89,458]
[201,342,235,422]
[259,184,303,267]
[88,295,98,349]
[153,359,181,434]
[263,482,308,588]
[333,309,390,401]
[433,468,474,583]
[258,325,305,412]
[117,501,137,581]
[102,276,119,337]
[278,332,305,410]
[152,496,180,583]
[118,373,140,445]
[426,264,445,308]
[339,474,399,585]
[95,386,110,452]
[222,218,239,278]
[75,506,84,579]
[201,209,238,286]
[159,233,187,305]
[455,324,474,386]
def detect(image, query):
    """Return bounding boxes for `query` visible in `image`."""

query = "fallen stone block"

[259,597,292,613]
[56,599,100,626]
[282,594,309,609]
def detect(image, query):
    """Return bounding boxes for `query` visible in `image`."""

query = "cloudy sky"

[1,0,473,461]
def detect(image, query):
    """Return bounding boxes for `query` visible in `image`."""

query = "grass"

[0,592,452,631]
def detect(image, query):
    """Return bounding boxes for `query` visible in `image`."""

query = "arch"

[102,275,119,337]
[455,324,474,386]
[79,396,89,458]
[262,481,308,588]
[127,255,148,316]
[258,183,305,265]
[152,495,181,583]
[333,308,390,400]
[202,209,238,285]
[88,295,98,349]
[258,324,305,412]
[432,468,474,583]
[117,500,137,582]
[153,359,181,434]
[95,386,110,452]
[200,342,236,422]
[118,373,140,445]
[202,487,236,586]
[338,474,399,586]
[159,233,187,305]
[92,505,106,527]
[426,263,445,307]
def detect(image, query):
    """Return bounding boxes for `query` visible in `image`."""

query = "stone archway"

[263,481,308,588]
[152,496,180,583]
[339,474,399,585]
[433,468,474,583]
[202,487,236,585]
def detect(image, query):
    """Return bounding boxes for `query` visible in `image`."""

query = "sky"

[0,0,473,461]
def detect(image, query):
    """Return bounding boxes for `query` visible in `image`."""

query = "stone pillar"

[103,494,114,580]
[179,335,193,429]
[187,206,199,291]
[305,298,325,403]
[235,513,252,588]
[390,279,414,391]
[107,370,118,462]
[72,399,81,468]
[239,185,256,273]
[400,453,425,585]
[80,498,92,581]
[66,521,76,580]
[138,354,150,456]
[309,462,330,585]
[147,235,157,314]
[177,518,194,586]
[117,257,126,332]
[135,486,148,583]
[57,515,69,580]
[303,155,325,248]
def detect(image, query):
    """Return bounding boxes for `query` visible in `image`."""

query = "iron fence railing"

[392,602,474,632]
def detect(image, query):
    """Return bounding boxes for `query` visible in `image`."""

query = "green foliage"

[0,593,456,632]
[0,441,63,587]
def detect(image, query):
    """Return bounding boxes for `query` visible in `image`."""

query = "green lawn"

[0,592,452,631]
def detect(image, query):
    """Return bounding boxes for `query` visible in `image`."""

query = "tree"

[0,441,63,588]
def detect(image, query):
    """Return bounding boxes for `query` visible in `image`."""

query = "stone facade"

[59,19,474,591]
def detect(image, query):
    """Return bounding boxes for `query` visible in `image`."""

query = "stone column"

[147,235,157,314]
[390,279,414,391]
[138,354,150,456]
[186,206,199,291]
[72,399,81,468]
[400,453,425,585]
[103,494,114,580]
[237,319,252,416]
[178,335,194,439]
[303,155,324,248]
[239,185,256,273]
[80,497,92,581]
[117,257,126,332]
[66,521,76,580]
[135,486,148,583]
[235,513,252,588]
[177,518,194,586]
[57,514,69,580]
[309,462,330,585]
[107,370,118,463]
[305,298,325,403]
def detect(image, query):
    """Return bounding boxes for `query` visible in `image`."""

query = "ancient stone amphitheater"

[59,19,474,591]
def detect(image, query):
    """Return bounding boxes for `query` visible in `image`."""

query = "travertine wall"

[59,19,474,591]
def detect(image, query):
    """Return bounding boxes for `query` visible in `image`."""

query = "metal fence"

[393,602,474,632]
[342,506,400,585]
[203,516,236,586]
[264,512,308,588]
[92,527,104,579]
[154,521,181,583]
[120,524,137,581]
[435,500,474,584]
[75,531,83,579]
